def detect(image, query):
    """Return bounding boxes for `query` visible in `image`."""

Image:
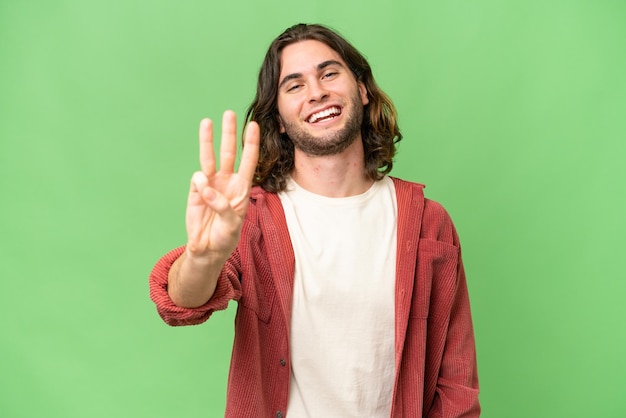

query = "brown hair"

[244,23,402,192]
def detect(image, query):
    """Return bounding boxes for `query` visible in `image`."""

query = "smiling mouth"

[306,106,342,123]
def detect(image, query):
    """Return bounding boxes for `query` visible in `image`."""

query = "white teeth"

[308,107,341,123]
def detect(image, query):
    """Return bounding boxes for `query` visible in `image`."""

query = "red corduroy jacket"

[150,178,480,417]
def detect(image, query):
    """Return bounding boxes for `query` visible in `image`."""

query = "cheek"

[277,97,300,125]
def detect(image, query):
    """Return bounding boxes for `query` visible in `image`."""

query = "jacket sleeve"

[428,238,481,417]
[148,246,243,326]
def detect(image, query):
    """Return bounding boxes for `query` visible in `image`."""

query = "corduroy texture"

[149,178,480,417]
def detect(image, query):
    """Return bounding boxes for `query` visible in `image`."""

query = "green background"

[2,0,625,417]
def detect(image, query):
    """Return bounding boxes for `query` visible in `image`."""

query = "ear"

[358,81,369,106]
[277,115,286,133]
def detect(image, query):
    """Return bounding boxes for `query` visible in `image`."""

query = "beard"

[280,93,364,157]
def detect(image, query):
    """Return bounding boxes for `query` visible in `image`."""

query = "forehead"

[279,40,346,77]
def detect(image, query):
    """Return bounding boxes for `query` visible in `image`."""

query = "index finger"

[199,118,215,176]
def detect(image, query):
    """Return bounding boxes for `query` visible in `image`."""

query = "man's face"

[276,40,369,157]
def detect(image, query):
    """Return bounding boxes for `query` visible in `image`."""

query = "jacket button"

[276,411,284,418]
[279,358,286,366]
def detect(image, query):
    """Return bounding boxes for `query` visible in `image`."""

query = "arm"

[156,111,259,309]
[429,246,481,417]
[149,245,243,326]
[167,245,229,308]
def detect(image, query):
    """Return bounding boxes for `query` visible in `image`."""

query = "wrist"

[183,246,230,269]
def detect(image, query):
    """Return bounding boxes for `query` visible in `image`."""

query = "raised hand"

[186,110,260,259]
[168,111,259,308]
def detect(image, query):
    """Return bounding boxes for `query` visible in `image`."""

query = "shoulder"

[246,186,284,224]
[250,185,271,200]
[390,177,459,245]
[390,176,425,194]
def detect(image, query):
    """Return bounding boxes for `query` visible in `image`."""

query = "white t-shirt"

[278,176,398,418]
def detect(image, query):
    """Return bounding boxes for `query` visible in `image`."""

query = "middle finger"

[219,110,237,174]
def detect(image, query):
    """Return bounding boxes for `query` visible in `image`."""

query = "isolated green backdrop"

[1,0,625,417]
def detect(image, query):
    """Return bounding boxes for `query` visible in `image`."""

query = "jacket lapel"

[256,191,295,333]
[391,178,425,372]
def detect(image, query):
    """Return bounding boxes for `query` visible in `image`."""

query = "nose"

[307,79,329,103]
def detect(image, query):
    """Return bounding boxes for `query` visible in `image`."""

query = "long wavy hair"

[244,23,402,193]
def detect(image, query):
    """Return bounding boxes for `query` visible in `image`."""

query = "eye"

[322,71,338,79]
[286,83,302,92]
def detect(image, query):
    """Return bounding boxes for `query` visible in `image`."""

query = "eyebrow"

[278,60,346,90]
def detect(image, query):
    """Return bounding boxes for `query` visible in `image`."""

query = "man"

[150,23,480,417]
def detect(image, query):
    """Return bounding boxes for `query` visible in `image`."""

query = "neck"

[290,138,373,197]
